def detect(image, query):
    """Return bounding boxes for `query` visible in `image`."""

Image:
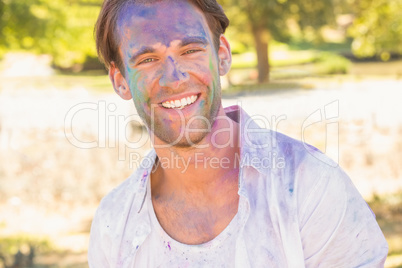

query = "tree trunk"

[252,26,270,83]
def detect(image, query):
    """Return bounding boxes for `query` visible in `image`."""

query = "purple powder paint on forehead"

[136,5,157,17]
[117,1,157,24]
[116,0,210,50]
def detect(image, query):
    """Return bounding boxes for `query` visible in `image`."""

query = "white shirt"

[132,177,244,267]
[88,105,388,267]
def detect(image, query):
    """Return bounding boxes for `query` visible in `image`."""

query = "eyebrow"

[129,36,209,64]
[129,47,156,65]
[179,36,209,47]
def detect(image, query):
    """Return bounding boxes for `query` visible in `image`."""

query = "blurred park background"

[0,0,402,267]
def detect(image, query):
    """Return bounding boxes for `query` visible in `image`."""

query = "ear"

[109,62,132,100]
[217,34,232,76]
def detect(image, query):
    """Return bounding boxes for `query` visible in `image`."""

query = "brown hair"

[95,0,229,74]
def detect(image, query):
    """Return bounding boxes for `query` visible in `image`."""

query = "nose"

[159,56,189,89]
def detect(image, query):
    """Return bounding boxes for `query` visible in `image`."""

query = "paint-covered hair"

[95,0,229,73]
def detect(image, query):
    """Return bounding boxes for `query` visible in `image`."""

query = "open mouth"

[161,94,199,110]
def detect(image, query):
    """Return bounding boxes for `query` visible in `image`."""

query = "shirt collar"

[225,105,275,174]
[131,106,275,252]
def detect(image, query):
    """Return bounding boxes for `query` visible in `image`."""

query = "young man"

[89,0,388,266]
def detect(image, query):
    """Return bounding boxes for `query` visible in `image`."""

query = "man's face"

[115,0,228,147]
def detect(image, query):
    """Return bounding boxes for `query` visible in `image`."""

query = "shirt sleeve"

[298,160,388,267]
[88,207,111,267]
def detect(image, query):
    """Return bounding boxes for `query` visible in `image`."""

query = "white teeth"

[161,94,198,109]
[181,98,187,106]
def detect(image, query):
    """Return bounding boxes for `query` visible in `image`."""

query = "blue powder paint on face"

[167,56,179,80]
[138,7,156,17]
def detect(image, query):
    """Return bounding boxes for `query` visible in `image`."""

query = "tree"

[348,0,402,60]
[222,0,336,83]
[0,0,102,69]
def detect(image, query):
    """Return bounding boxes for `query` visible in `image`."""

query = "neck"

[151,105,240,196]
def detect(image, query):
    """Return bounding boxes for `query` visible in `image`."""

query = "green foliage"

[0,235,53,266]
[0,0,102,68]
[0,235,52,253]
[348,0,402,59]
[223,0,336,44]
[222,0,337,82]
[314,52,351,74]
[288,40,353,53]
[231,43,317,69]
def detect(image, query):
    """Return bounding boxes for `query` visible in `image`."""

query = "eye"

[139,58,156,65]
[183,49,201,55]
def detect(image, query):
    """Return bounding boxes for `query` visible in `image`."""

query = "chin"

[155,129,210,149]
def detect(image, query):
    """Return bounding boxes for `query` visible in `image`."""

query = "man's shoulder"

[249,128,338,170]
[248,129,346,196]
[273,130,342,179]
[268,130,352,206]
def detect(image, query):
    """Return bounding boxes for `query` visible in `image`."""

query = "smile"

[161,94,198,109]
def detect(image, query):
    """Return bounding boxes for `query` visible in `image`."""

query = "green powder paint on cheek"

[127,69,145,101]
[209,54,214,71]
[208,55,216,104]
[126,69,151,115]
[133,85,149,105]
[125,67,138,94]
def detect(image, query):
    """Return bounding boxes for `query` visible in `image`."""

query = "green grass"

[230,39,353,70]
[46,70,111,92]
[287,40,353,52]
[314,52,351,74]
[0,234,89,268]
[368,192,402,267]
[231,39,351,72]
[55,73,111,92]
[0,71,112,93]
[231,50,317,69]
[223,81,314,96]
[0,235,53,266]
